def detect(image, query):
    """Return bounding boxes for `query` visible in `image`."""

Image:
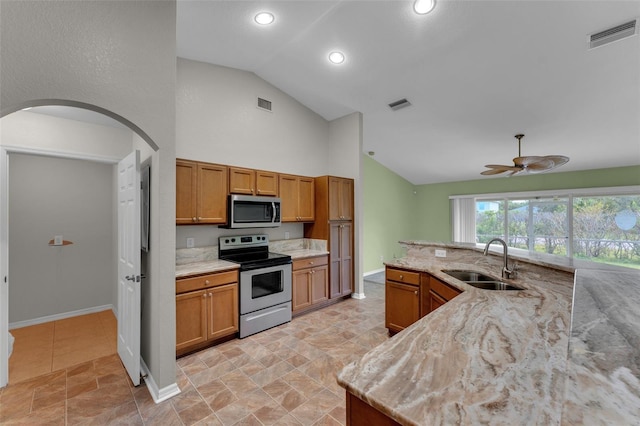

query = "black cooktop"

[219,234,291,271]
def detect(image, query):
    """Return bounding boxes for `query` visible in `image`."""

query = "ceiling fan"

[481,134,569,176]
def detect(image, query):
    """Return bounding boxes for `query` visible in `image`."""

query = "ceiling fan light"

[413,0,436,15]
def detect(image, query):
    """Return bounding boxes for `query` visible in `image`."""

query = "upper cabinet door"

[297,177,315,222]
[328,177,354,221]
[197,163,228,224]
[176,160,198,224]
[228,167,256,195]
[255,170,278,197]
[279,174,298,222]
[279,174,315,222]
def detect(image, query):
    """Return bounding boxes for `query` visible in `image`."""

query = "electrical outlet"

[54,235,63,246]
[435,249,446,258]
[186,237,195,248]
[285,232,290,240]
[380,255,384,261]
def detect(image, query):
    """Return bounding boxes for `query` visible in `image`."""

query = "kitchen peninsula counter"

[338,241,639,425]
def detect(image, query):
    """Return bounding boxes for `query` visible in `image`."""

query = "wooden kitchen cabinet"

[329,222,353,298]
[425,276,461,315]
[228,166,278,197]
[279,174,315,222]
[292,255,329,315]
[385,267,421,334]
[304,176,355,300]
[176,270,238,355]
[176,159,228,225]
[346,391,402,426]
[328,177,353,221]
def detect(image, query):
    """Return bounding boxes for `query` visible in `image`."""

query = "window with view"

[470,189,640,269]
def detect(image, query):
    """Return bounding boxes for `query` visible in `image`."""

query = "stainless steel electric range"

[219,234,292,338]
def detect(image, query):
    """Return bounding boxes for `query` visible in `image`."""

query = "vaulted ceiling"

[177,1,640,185]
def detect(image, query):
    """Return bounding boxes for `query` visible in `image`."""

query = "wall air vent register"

[257,97,272,112]
[589,19,638,49]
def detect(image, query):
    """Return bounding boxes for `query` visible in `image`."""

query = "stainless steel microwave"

[224,194,281,228]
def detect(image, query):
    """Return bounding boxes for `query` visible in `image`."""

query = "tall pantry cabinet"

[304,176,354,298]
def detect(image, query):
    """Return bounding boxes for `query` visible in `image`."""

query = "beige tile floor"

[8,309,118,383]
[0,280,387,425]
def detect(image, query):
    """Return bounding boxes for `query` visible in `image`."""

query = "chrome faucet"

[483,238,516,279]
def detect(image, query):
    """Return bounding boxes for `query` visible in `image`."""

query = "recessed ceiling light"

[254,12,274,25]
[328,51,345,64]
[413,0,435,14]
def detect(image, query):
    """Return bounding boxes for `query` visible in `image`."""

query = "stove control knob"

[232,238,236,242]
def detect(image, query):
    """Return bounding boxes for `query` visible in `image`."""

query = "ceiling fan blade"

[481,168,509,175]
[545,155,569,167]
[481,164,521,175]
[512,156,546,167]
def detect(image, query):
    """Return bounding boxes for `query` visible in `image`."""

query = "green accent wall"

[362,161,640,273]
[414,165,640,241]
[362,155,417,272]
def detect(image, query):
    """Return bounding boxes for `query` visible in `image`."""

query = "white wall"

[328,113,365,296]
[1,0,177,393]
[8,154,114,324]
[176,59,329,176]
[176,58,335,247]
[0,111,133,160]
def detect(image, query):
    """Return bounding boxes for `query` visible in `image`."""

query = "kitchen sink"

[442,270,496,282]
[442,270,523,291]
[465,281,522,291]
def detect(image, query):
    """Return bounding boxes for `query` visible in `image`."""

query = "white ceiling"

[177,0,640,185]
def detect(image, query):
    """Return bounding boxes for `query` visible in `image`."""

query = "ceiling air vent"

[257,97,272,112]
[388,98,412,111]
[589,19,638,49]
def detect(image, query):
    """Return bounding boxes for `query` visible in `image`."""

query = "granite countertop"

[175,259,239,279]
[337,241,640,425]
[284,248,330,260]
[561,268,640,424]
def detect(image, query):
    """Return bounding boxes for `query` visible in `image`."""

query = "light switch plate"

[435,249,446,258]
[186,237,195,248]
[54,235,63,246]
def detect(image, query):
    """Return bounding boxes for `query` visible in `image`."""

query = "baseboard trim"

[363,268,385,277]
[140,358,181,404]
[9,305,115,330]
[351,292,366,300]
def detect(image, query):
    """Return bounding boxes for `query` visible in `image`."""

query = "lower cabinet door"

[310,265,329,304]
[428,290,447,313]
[385,281,420,332]
[292,269,312,312]
[207,283,239,341]
[176,290,208,351]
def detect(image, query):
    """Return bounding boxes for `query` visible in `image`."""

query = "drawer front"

[430,277,462,302]
[176,270,238,294]
[386,268,420,285]
[293,255,328,271]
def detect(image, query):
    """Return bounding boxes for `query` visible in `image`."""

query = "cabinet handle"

[209,293,212,297]
[192,217,197,222]
[414,291,418,295]
[198,217,202,221]
[399,275,404,280]
[309,261,314,265]
[205,280,210,285]
[202,294,206,299]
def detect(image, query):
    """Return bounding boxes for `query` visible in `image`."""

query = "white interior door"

[117,150,141,386]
